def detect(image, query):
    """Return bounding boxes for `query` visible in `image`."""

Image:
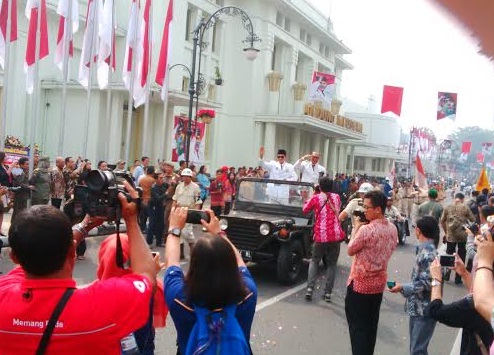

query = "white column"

[323,137,330,173]
[264,122,277,160]
[313,134,322,155]
[327,138,337,177]
[254,121,264,160]
[291,128,301,161]
[349,145,356,175]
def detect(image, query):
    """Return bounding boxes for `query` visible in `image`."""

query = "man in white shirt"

[293,152,326,184]
[259,147,297,181]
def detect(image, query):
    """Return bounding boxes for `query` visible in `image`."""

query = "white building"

[0,0,363,173]
[342,97,405,178]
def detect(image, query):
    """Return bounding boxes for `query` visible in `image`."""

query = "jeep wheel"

[277,240,303,285]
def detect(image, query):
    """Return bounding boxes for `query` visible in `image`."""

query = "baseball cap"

[358,183,373,194]
[428,189,438,199]
[181,168,193,177]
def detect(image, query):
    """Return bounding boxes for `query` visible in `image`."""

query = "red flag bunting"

[155,0,173,100]
[0,0,18,69]
[381,85,404,116]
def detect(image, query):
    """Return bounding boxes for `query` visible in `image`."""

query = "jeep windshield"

[236,178,315,208]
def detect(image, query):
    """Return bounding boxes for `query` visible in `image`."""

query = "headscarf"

[96,234,168,328]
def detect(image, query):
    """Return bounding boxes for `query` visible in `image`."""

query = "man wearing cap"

[293,152,326,184]
[339,183,374,239]
[172,168,201,254]
[383,177,393,198]
[115,160,126,172]
[259,147,297,181]
[418,189,444,222]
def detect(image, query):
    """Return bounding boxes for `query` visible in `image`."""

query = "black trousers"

[211,205,222,217]
[446,241,466,281]
[345,283,383,355]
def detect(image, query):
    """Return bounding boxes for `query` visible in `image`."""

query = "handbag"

[36,288,75,355]
[315,193,345,242]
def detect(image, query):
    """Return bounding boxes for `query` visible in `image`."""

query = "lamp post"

[184,6,261,165]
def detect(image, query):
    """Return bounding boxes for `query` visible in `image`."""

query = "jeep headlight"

[259,223,270,236]
[219,219,228,231]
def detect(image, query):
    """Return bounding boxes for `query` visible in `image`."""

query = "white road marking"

[449,329,462,355]
[255,283,306,312]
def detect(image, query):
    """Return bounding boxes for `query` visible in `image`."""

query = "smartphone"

[440,255,455,267]
[387,281,396,289]
[186,209,211,224]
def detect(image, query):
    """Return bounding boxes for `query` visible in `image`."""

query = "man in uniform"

[401,181,415,218]
[440,192,476,284]
[172,168,201,255]
[162,162,180,235]
[417,188,444,222]
[29,156,51,206]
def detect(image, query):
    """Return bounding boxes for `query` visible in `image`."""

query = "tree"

[448,126,494,165]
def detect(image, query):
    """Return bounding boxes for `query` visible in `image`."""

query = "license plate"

[239,249,252,260]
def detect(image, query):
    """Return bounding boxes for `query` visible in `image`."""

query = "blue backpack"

[185,304,251,355]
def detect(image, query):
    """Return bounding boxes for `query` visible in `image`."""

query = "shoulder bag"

[36,288,75,355]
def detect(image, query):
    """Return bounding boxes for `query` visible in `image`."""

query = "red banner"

[381,85,404,116]
[437,92,457,120]
[459,141,472,161]
[477,152,485,164]
[308,71,335,108]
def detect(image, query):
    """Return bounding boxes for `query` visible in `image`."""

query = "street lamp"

[185,6,261,165]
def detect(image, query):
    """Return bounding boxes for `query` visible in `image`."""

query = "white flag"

[122,0,140,102]
[97,0,115,89]
[54,0,79,70]
[78,0,99,88]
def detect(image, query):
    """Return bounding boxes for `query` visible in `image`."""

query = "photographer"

[0,181,157,354]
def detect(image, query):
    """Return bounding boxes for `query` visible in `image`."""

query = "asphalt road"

[0,191,468,354]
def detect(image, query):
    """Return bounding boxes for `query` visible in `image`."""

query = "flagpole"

[0,0,12,150]
[124,3,139,165]
[141,0,151,157]
[104,0,115,161]
[58,0,73,156]
[160,67,169,159]
[82,0,98,158]
[28,0,43,184]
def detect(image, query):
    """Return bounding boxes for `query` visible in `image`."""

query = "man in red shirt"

[345,190,397,355]
[0,181,157,355]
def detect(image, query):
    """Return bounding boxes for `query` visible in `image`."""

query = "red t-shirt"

[0,268,153,355]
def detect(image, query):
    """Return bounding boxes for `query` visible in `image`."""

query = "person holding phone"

[388,216,439,355]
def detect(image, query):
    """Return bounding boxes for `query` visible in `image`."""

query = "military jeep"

[219,178,315,285]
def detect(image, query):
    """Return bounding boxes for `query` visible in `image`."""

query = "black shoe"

[323,293,331,302]
[305,288,313,301]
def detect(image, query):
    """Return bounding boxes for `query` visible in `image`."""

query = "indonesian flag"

[54,0,79,70]
[97,0,116,89]
[155,0,173,101]
[122,0,145,107]
[477,152,485,164]
[460,141,472,161]
[381,85,404,117]
[415,152,429,193]
[78,0,99,88]
[25,0,49,94]
[0,0,18,69]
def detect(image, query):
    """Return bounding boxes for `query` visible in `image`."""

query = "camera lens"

[87,170,108,191]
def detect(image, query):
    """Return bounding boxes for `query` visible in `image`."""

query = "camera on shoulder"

[73,169,141,221]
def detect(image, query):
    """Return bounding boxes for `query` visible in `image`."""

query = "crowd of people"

[0,146,494,355]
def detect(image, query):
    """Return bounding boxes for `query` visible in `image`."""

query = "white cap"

[358,182,374,193]
[385,177,390,181]
[181,168,193,177]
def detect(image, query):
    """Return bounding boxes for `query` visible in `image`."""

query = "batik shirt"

[401,240,437,317]
[50,167,65,199]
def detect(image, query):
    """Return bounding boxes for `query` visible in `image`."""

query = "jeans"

[147,205,165,246]
[139,203,149,232]
[446,241,466,282]
[409,316,436,355]
[345,283,383,355]
[307,242,341,293]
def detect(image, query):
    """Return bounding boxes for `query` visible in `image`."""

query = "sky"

[307,0,494,138]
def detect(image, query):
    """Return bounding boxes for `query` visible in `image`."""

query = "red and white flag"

[0,0,18,69]
[25,0,49,94]
[78,0,99,88]
[54,0,79,70]
[415,152,429,193]
[381,85,404,117]
[477,152,485,164]
[155,0,173,101]
[97,0,116,89]
[460,141,472,161]
[122,0,151,108]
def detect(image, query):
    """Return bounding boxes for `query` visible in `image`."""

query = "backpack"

[185,304,251,355]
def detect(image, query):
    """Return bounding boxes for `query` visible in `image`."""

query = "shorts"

[180,223,196,244]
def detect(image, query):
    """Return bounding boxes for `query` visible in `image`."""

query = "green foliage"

[214,66,222,79]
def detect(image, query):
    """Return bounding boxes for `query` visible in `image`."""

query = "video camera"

[73,169,140,221]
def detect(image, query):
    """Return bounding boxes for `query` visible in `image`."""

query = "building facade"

[0,0,362,172]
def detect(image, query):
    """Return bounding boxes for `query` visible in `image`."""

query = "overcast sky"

[308,0,494,137]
